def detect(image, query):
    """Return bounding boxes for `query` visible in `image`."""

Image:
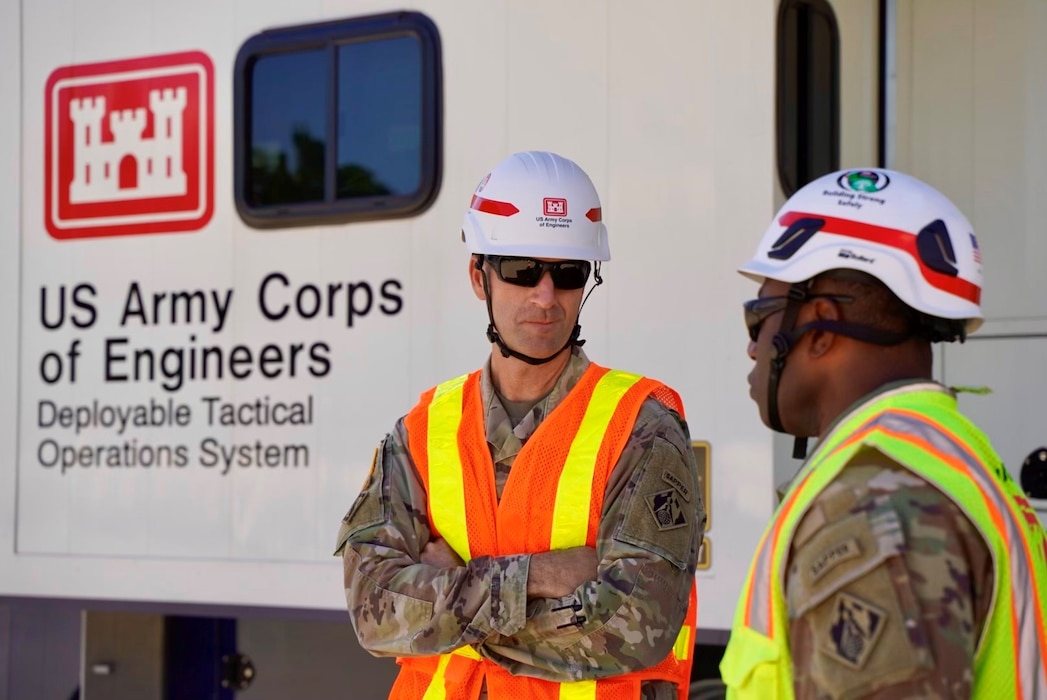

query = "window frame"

[233,11,443,229]
[776,0,840,198]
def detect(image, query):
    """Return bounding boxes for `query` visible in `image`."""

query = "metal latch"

[220,653,256,691]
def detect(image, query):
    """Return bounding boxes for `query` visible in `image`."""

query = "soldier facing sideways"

[336,151,706,700]
[720,168,1047,699]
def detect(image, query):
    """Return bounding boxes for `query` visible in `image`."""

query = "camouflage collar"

[480,348,592,463]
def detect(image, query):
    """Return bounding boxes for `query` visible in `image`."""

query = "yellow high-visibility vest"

[721,386,1047,699]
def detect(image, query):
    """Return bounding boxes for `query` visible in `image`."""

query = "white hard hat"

[462,151,610,261]
[739,168,983,334]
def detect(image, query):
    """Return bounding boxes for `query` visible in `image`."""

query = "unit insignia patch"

[644,489,688,531]
[823,591,886,669]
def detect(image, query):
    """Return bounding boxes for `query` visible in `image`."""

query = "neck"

[816,348,933,437]
[489,346,571,402]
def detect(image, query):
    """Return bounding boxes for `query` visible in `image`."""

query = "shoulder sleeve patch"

[333,440,388,555]
[788,504,936,697]
[644,489,689,530]
[615,436,702,570]
[822,591,887,669]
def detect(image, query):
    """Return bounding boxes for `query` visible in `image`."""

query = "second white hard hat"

[739,168,983,334]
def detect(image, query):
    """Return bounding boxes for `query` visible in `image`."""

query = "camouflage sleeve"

[334,418,531,658]
[786,448,994,699]
[479,399,706,681]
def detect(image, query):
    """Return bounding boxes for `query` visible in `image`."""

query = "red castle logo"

[44,51,214,239]
[543,198,567,217]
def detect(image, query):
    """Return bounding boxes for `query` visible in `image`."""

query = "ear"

[806,296,842,358]
[469,255,487,301]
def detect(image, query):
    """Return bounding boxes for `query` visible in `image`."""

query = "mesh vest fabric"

[393,364,698,700]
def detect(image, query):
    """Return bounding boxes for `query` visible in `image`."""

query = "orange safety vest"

[391,363,698,700]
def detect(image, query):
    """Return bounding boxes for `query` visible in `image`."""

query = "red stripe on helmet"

[779,211,981,305]
[585,207,602,222]
[470,195,519,217]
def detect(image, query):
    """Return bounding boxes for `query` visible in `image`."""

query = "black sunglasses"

[485,256,591,290]
[743,294,853,342]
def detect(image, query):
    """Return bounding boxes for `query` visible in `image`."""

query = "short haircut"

[811,269,918,336]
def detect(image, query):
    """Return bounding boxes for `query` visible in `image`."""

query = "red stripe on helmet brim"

[779,211,981,305]
[470,195,519,217]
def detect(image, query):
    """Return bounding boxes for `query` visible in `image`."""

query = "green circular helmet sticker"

[839,170,890,193]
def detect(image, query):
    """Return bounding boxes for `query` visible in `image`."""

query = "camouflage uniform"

[336,348,706,699]
[784,382,994,699]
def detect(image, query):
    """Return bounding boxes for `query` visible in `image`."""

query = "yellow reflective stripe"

[427,374,472,563]
[558,679,597,700]
[453,645,481,660]
[421,655,452,700]
[551,370,644,550]
[421,647,481,700]
[673,624,691,661]
[740,525,774,631]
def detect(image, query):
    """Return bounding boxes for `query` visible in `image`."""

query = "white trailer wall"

[1,0,778,636]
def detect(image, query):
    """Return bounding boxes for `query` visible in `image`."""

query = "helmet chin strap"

[477,256,602,366]
[766,283,811,459]
[765,282,917,459]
